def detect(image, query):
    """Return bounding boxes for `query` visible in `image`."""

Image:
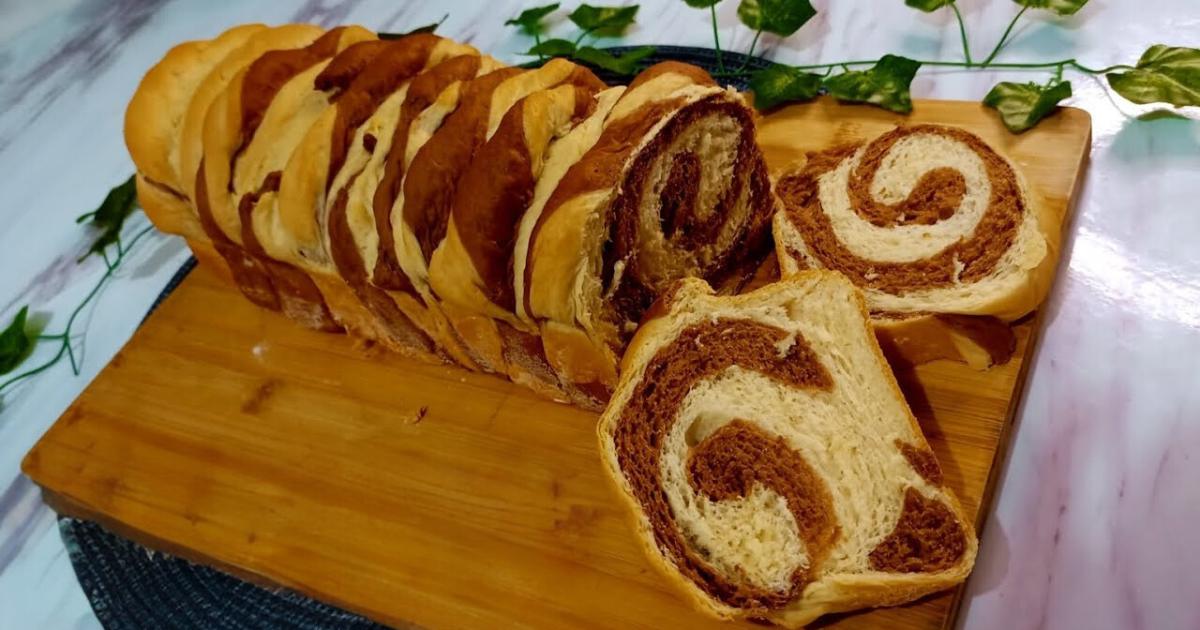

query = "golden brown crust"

[184,237,235,285]
[203,26,373,332]
[626,61,716,91]
[237,27,354,163]
[179,24,326,204]
[125,24,266,197]
[323,34,442,189]
[453,83,600,312]
[320,35,451,355]
[193,160,279,311]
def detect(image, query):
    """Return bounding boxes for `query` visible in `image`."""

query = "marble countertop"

[1,0,1198,628]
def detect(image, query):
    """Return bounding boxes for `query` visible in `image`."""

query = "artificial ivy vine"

[0,175,151,402]
[505,0,1200,133]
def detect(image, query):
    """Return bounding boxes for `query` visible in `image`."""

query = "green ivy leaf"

[573,45,656,75]
[749,64,823,110]
[568,4,640,37]
[0,307,32,375]
[78,175,138,262]
[823,55,922,113]
[1137,110,1190,121]
[1107,45,1200,107]
[1012,0,1088,16]
[683,0,722,7]
[737,0,817,36]
[905,0,954,11]
[505,3,561,36]
[524,38,578,57]
[983,80,1072,133]
[378,14,448,39]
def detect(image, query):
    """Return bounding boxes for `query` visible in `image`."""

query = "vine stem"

[737,28,763,72]
[0,223,155,395]
[710,4,725,73]
[982,5,1028,66]
[949,3,972,65]
[712,58,1134,78]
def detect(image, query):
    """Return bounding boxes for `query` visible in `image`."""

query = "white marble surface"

[0,0,1198,628]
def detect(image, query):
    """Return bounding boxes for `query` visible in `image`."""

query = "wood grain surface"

[23,97,1091,629]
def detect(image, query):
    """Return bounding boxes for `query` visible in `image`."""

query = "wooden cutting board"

[23,97,1090,629]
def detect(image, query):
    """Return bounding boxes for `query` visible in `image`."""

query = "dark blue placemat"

[65,45,756,630]
[62,519,389,630]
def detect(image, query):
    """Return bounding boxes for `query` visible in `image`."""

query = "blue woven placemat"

[63,45,765,629]
[62,519,389,630]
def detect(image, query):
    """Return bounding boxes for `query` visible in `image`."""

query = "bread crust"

[134,174,206,244]
[178,25,325,204]
[125,24,266,195]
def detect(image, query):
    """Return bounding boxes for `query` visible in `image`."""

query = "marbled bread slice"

[598,271,977,627]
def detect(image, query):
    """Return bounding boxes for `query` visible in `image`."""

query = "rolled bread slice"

[223,34,465,355]
[253,34,474,359]
[356,53,505,369]
[170,24,327,311]
[525,62,776,405]
[322,50,497,369]
[200,26,375,330]
[429,82,617,402]
[773,124,1059,321]
[391,59,605,374]
[598,272,977,627]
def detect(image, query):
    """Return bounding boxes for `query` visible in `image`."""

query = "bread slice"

[525,62,777,405]
[774,124,1059,322]
[598,272,977,627]
[391,59,604,375]
[261,34,475,357]
[200,26,375,330]
[430,80,615,402]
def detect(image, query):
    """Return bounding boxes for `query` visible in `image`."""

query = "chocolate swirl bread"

[598,273,977,626]
[124,25,984,625]
[774,124,1055,368]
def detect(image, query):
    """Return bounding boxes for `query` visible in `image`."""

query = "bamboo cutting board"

[23,97,1090,629]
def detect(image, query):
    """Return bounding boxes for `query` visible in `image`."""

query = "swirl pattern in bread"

[598,272,977,626]
[524,62,777,406]
[774,124,1056,322]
